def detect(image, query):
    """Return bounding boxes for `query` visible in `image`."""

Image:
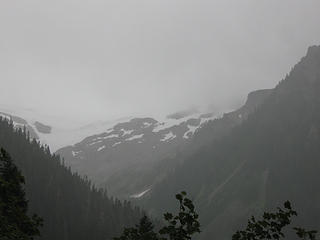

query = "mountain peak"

[245,89,273,109]
[306,45,320,57]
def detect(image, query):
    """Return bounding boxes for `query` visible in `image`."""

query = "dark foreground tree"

[113,216,158,240]
[0,148,42,240]
[114,191,200,240]
[233,201,318,240]
[159,191,200,240]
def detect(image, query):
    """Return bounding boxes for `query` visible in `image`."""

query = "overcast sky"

[1,0,320,125]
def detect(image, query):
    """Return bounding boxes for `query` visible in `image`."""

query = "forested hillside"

[144,46,320,240]
[0,118,143,240]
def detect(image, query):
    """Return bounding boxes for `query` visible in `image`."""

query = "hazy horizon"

[1,0,320,125]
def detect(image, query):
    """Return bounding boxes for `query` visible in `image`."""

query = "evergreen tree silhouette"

[114,216,158,240]
[0,148,42,239]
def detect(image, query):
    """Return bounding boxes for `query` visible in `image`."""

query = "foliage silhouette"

[114,191,200,240]
[232,201,318,240]
[113,216,158,240]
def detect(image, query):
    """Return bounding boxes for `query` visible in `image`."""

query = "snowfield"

[0,105,217,152]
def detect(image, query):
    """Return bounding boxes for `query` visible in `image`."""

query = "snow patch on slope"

[143,122,153,128]
[183,125,199,139]
[97,146,106,152]
[121,129,134,136]
[72,150,82,157]
[130,188,151,199]
[89,140,103,146]
[112,142,121,147]
[153,112,214,133]
[126,134,144,141]
[160,132,176,142]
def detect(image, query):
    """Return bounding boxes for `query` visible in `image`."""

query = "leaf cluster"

[232,201,318,240]
[114,192,200,240]
[159,191,200,240]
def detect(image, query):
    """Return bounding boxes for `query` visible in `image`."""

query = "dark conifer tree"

[0,148,42,239]
[114,216,158,240]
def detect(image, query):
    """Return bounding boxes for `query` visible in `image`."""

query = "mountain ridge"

[0,87,273,200]
[142,45,320,240]
[56,88,272,199]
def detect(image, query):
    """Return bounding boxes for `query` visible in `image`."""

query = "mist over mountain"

[0,86,272,203]
[1,45,320,240]
[52,88,271,200]
[1,1,320,239]
[140,46,320,240]
[2,1,320,122]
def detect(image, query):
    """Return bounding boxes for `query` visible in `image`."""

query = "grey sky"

[1,0,320,124]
